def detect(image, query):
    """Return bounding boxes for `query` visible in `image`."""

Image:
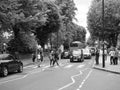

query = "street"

[0,57,120,90]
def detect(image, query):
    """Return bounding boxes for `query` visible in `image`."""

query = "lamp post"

[102,0,105,68]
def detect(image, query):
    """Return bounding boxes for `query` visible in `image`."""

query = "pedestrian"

[14,51,19,60]
[53,49,59,66]
[109,49,115,65]
[49,50,54,66]
[37,46,44,67]
[114,48,118,65]
[104,49,107,61]
[95,48,99,65]
[32,52,36,62]
[81,49,84,62]
[109,50,115,65]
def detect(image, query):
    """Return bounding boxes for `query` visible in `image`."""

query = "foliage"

[7,33,37,53]
[87,0,120,46]
[35,1,62,47]
[72,24,86,42]
[55,0,78,46]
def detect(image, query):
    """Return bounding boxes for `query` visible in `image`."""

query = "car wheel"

[18,64,23,73]
[2,67,8,77]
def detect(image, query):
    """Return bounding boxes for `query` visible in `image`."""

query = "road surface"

[0,57,120,90]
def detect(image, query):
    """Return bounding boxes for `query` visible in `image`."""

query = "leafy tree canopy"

[87,0,120,46]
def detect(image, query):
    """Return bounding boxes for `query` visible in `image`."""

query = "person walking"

[49,50,54,66]
[37,52,41,67]
[53,49,59,66]
[114,48,118,65]
[95,48,100,65]
[37,46,44,67]
[109,49,115,65]
[32,52,36,62]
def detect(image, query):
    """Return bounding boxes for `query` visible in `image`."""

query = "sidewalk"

[93,55,120,74]
[20,55,50,67]
[0,54,50,67]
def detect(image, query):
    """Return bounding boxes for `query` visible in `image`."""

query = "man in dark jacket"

[53,49,59,66]
[95,48,99,65]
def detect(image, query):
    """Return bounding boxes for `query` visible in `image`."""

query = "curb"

[93,66,120,75]
[92,60,120,74]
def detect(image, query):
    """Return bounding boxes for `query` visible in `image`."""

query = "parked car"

[70,49,84,62]
[0,54,23,77]
[83,49,92,59]
[61,50,70,59]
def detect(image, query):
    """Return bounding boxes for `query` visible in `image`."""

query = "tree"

[0,0,48,53]
[55,0,77,47]
[87,0,120,47]
[35,1,62,47]
[72,24,86,42]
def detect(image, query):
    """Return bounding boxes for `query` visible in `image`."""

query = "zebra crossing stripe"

[77,65,85,68]
[64,64,73,68]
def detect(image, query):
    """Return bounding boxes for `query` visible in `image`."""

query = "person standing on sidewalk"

[104,49,107,60]
[114,48,119,65]
[109,49,115,65]
[95,48,100,65]
[32,52,36,63]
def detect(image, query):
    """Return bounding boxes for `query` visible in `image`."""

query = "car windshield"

[0,54,15,60]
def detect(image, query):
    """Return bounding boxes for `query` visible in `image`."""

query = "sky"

[73,0,93,40]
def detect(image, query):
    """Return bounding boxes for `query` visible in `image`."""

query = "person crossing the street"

[49,49,54,67]
[53,48,59,66]
[37,45,44,67]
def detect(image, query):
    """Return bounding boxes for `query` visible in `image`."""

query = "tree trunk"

[13,24,20,39]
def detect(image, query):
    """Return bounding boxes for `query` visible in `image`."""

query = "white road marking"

[43,65,50,69]
[24,65,35,68]
[0,65,50,85]
[58,71,82,90]
[54,66,59,68]
[64,64,73,68]
[77,65,85,69]
[78,69,93,90]
[0,75,28,85]
[33,64,46,68]
[58,68,89,90]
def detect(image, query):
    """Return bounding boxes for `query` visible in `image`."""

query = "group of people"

[32,46,44,67]
[109,48,119,65]
[95,47,119,65]
[49,49,60,67]
[32,47,60,67]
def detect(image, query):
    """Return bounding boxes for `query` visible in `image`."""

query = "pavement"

[93,55,120,74]
[0,53,50,67]
[22,54,120,74]
[20,54,50,67]
[1,53,120,74]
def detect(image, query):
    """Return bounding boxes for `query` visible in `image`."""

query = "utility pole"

[57,31,59,49]
[102,0,105,68]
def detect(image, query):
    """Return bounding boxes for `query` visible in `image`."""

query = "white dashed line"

[58,71,82,90]
[58,68,89,90]
[78,69,93,90]
[0,75,28,85]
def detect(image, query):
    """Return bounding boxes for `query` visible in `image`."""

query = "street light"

[102,0,105,68]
